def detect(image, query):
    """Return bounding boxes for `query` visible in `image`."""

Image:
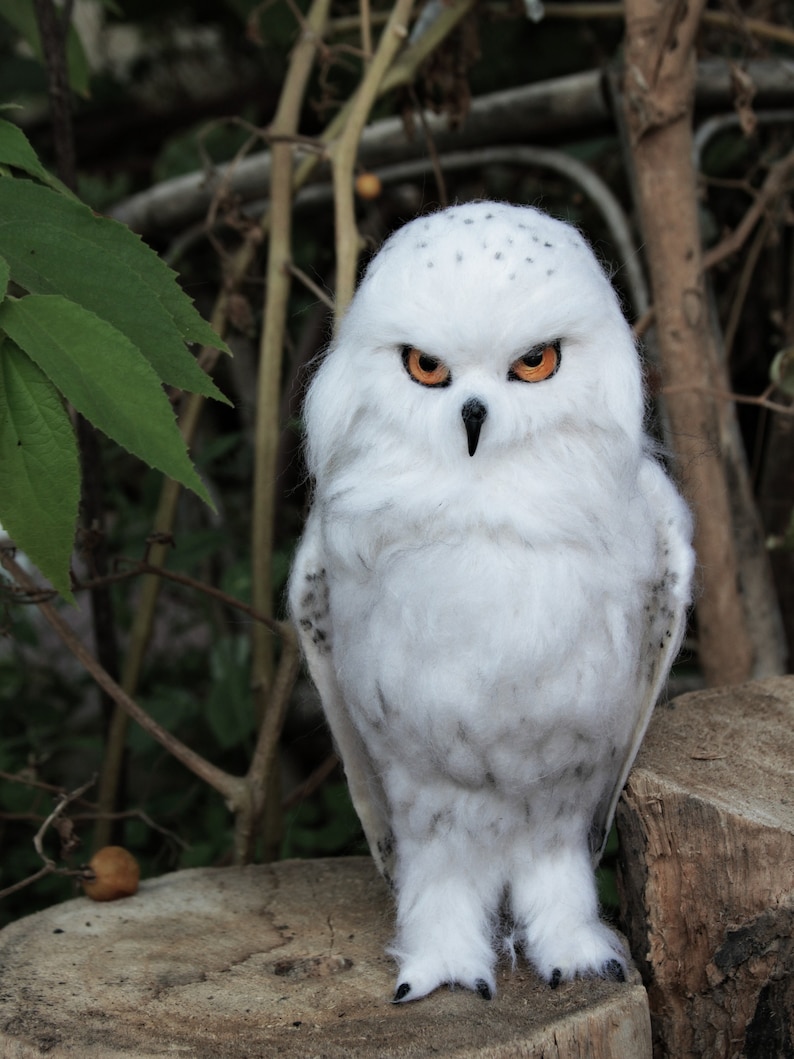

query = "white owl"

[289,201,694,1003]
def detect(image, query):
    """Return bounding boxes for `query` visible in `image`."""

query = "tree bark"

[617,676,794,1058]
[622,0,754,685]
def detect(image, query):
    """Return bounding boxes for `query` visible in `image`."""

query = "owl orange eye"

[402,346,451,388]
[509,342,561,383]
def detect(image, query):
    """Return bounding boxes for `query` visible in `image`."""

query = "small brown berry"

[81,846,140,902]
[355,172,382,200]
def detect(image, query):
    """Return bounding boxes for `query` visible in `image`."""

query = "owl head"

[304,202,645,488]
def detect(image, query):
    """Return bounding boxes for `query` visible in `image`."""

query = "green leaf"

[0,254,8,300]
[0,178,230,402]
[0,294,214,508]
[0,338,79,600]
[0,118,76,195]
[0,1,91,97]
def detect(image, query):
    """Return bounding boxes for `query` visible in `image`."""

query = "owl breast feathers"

[289,201,694,1003]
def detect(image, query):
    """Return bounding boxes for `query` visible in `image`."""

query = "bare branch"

[662,384,793,419]
[702,147,794,271]
[32,777,97,869]
[332,0,416,320]
[0,550,248,812]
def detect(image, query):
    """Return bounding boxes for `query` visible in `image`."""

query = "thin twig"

[0,767,190,849]
[115,559,288,636]
[282,752,340,810]
[0,550,248,812]
[332,0,417,320]
[0,865,54,901]
[360,0,373,60]
[33,776,97,869]
[4,555,288,637]
[285,261,335,310]
[662,383,793,417]
[252,0,333,710]
[31,0,76,190]
[237,621,302,862]
[0,769,93,801]
[703,147,794,271]
[411,85,448,207]
[723,213,772,362]
[0,774,94,899]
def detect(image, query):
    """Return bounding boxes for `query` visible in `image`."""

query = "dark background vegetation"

[1,0,792,927]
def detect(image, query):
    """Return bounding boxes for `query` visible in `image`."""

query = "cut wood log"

[617,675,794,1058]
[0,857,649,1058]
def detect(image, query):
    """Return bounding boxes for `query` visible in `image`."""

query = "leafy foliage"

[0,0,791,930]
[0,120,229,597]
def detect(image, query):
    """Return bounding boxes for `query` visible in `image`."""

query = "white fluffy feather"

[289,201,694,1003]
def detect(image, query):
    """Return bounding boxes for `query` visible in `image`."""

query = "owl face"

[306,202,644,482]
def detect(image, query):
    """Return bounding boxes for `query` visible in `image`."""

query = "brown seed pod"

[81,846,140,902]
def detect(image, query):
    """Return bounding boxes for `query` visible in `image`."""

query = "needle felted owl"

[289,200,694,1003]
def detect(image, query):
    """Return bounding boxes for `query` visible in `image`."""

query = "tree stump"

[617,675,794,1058]
[0,858,649,1058]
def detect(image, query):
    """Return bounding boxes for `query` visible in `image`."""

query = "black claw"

[393,982,411,1003]
[550,968,562,990]
[604,959,626,983]
[474,979,492,1000]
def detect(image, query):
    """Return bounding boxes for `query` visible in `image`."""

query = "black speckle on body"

[297,569,332,654]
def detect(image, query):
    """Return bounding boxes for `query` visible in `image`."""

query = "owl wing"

[589,459,694,865]
[289,509,396,884]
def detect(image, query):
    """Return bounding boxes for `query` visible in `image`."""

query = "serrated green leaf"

[0,294,214,508]
[0,179,230,402]
[0,118,76,195]
[0,254,8,299]
[0,337,79,600]
[0,1,91,97]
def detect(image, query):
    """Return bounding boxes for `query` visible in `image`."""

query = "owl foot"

[510,846,628,986]
[547,956,624,990]
[392,975,494,1004]
[603,958,626,982]
[392,982,411,1003]
[529,920,628,987]
[475,978,493,1000]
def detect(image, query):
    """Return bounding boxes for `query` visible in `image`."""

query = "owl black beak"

[461,398,488,457]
